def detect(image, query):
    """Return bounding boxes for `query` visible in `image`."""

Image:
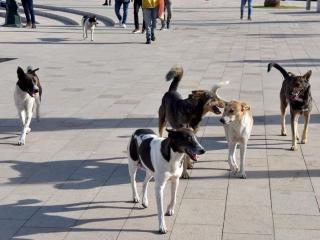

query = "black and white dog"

[14,66,42,145]
[128,128,205,234]
[82,16,98,41]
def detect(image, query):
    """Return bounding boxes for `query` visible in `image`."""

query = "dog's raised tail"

[267,62,290,80]
[166,65,183,92]
[211,81,229,102]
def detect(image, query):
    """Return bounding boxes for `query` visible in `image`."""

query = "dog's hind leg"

[290,112,299,151]
[280,96,288,136]
[166,177,179,216]
[239,143,247,179]
[301,111,310,144]
[128,161,140,203]
[141,171,153,208]
[158,105,166,137]
[155,176,168,234]
[91,29,94,41]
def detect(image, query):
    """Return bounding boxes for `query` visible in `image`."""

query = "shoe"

[141,28,145,34]
[31,24,36,29]
[248,16,252,21]
[121,24,126,28]
[146,39,151,44]
[102,2,108,5]
[132,29,140,33]
[118,20,122,27]
[240,14,243,20]
[160,25,166,31]
[151,35,155,41]
[24,22,31,28]
[166,21,170,29]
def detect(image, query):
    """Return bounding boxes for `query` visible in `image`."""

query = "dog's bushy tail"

[211,81,229,102]
[166,65,183,92]
[267,62,290,79]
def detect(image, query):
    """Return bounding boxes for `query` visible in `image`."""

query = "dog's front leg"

[301,111,310,144]
[18,111,32,145]
[228,142,238,174]
[141,172,153,208]
[166,177,179,216]
[155,177,167,234]
[239,142,247,179]
[83,27,86,39]
[91,29,94,41]
[35,97,41,122]
[181,158,190,179]
[290,112,299,151]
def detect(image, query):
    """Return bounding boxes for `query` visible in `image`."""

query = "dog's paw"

[26,127,31,134]
[290,145,298,151]
[239,172,247,179]
[181,171,190,179]
[18,139,25,146]
[301,139,307,144]
[159,225,168,234]
[281,131,287,136]
[165,209,174,216]
[142,200,148,208]
[132,197,140,203]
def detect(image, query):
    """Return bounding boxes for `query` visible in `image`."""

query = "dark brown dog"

[159,65,228,178]
[267,62,312,151]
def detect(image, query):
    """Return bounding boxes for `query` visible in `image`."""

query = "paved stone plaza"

[0,0,320,239]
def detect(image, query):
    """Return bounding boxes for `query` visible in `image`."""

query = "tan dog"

[219,101,253,179]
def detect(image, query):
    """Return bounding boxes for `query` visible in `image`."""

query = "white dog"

[127,128,205,234]
[82,16,98,41]
[219,101,253,179]
[14,66,42,145]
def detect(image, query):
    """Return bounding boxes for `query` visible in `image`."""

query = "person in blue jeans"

[240,0,252,20]
[114,0,130,28]
[142,0,159,44]
[21,0,36,28]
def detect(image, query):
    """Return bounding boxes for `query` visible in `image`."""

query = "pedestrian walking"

[132,0,145,33]
[160,0,172,30]
[142,0,159,44]
[102,0,112,6]
[240,0,252,20]
[21,0,36,28]
[114,0,130,28]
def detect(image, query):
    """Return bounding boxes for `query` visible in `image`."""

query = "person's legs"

[240,0,246,19]
[27,0,35,25]
[21,0,31,25]
[165,0,172,28]
[143,8,152,43]
[247,0,252,20]
[133,0,140,30]
[151,7,157,40]
[114,0,122,23]
[122,1,129,25]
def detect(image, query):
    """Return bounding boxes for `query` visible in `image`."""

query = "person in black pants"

[132,0,145,33]
[102,0,111,6]
[21,0,36,28]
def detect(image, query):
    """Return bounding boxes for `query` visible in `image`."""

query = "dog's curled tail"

[166,65,183,92]
[211,81,229,102]
[267,62,290,79]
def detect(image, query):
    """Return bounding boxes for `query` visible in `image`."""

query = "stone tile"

[171,224,222,240]
[274,214,320,230]
[0,219,25,240]
[13,227,69,240]
[272,191,319,215]
[275,229,320,240]
[223,233,273,240]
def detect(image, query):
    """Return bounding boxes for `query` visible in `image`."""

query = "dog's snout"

[220,118,225,124]
[199,149,205,155]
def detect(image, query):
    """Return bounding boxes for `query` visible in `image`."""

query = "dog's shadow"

[200,136,227,151]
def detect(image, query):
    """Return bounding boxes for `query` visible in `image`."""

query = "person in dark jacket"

[132,0,145,33]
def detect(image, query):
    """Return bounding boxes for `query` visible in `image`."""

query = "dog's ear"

[166,128,176,134]
[17,67,25,79]
[29,68,40,74]
[303,70,312,81]
[241,102,251,112]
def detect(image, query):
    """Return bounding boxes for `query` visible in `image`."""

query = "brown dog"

[268,62,312,151]
[159,65,228,178]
